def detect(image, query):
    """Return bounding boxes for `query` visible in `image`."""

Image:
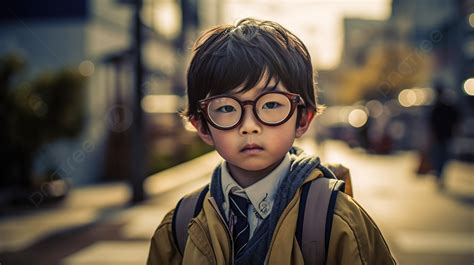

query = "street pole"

[130,0,146,203]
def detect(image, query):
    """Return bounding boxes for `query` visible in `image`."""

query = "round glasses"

[197,91,305,130]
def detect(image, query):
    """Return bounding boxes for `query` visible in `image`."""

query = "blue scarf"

[209,149,321,265]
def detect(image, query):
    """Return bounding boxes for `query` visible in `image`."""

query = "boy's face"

[192,76,315,176]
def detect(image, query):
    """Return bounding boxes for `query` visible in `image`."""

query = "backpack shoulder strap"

[296,167,345,265]
[172,184,209,255]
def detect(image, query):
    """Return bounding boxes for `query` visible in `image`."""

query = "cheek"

[269,127,296,146]
[280,113,298,135]
[266,117,298,146]
[208,129,236,155]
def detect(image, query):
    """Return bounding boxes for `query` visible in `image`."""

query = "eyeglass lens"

[206,93,292,128]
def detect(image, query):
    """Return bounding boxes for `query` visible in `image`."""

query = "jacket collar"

[220,154,291,219]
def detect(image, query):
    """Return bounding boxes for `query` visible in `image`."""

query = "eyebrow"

[260,80,281,93]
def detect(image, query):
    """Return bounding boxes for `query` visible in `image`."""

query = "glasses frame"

[197,91,305,130]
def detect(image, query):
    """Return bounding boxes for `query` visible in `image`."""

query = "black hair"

[183,18,323,120]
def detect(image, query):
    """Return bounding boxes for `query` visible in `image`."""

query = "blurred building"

[341,18,386,69]
[0,0,211,199]
[318,0,473,156]
[390,0,466,99]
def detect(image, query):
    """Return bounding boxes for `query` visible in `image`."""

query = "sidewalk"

[0,151,221,265]
[316,140,474,265]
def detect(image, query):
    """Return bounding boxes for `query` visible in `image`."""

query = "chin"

[237,160,278,172]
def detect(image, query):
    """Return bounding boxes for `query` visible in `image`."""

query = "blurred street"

[0,139,472,265]
[1,1,473,264]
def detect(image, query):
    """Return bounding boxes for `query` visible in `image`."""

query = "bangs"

[206,41,278,96]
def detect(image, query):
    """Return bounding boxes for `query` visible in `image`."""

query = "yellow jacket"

[147,169,397,265]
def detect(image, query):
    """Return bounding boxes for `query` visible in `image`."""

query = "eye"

[262,102,281,109]
[216,105,237,113]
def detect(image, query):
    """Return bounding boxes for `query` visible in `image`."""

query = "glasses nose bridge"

[240,100,257,118]
[241,99,255,107]
[239,99,260,124]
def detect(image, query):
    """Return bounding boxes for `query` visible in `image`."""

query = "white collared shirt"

[220,153,291,239]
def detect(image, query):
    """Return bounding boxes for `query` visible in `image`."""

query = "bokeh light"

[152,1,181,39]
[78,60,95,77]
[463,78,474,96]
[398,89,417,107]
[348,108,368,128]
[366,100,384,118]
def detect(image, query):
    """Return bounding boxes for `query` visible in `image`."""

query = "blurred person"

[428,82,461,190]
[147,18,396,265]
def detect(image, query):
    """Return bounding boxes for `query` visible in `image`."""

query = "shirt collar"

[221,153,291,219]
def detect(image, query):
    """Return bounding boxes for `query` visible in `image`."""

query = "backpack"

[171,163,352,265]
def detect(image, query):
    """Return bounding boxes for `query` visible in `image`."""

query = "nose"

[239,105,262,135]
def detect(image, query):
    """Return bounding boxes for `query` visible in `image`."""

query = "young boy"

[147,18,396,265]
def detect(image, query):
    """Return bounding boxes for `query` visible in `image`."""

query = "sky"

[222,0,392,70]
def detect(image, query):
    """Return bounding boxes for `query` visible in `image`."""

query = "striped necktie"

[228,192,250,257]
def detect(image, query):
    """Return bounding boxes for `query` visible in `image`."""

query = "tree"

[331,42,433,104]
[0,53,86,204]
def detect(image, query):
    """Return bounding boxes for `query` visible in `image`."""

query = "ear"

[295,108,315,138]
[190,116,215,146]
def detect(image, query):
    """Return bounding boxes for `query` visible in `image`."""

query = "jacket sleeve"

[147,209,183,265]
[326,192,397,265]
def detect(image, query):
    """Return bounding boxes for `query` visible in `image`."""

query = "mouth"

[241,144,264,154]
